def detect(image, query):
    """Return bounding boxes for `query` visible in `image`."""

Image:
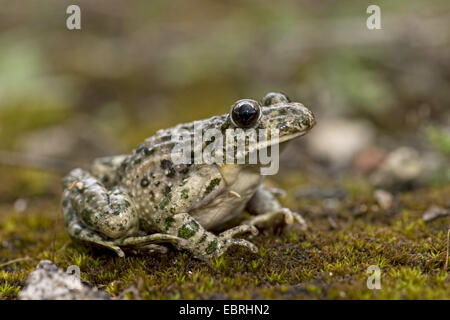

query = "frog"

[61,92,316,261]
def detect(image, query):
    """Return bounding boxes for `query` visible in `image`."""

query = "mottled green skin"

[61,93,315,261]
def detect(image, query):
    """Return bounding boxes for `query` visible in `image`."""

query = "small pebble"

[422,206,450,222]
[14,198,28,213]
[374,189,393,210]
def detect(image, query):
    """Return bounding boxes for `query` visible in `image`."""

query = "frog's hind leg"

[62,190,125,257]
[244,184,307,230]
[62,168,140,257]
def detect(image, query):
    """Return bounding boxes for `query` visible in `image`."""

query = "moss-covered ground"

[0,0,449,300]
[1,167,448,300]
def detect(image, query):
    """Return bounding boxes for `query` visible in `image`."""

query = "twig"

[445,228,450,271]
[0,256,31,269]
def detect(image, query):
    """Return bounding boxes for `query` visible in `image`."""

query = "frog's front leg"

[162,212,257,261]
[153,171,258,261]
[62,168,186,256]
[244,184,307,230]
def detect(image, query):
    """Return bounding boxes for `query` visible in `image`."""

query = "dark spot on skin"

[198,233,207,244]
[220,118,231,132]
[159,193,172,210]
[140,177,150,188]
[167,169,176,178]
[81,208,93,223]
[161,159,172,169]
[164,216,175,230]
[178,221,199,239]
[144,147,157,156]
[204,178,221,196]
[62,198,69,208]
[206,239,218,254]
[101,175,110,184]
[149,191,155,200]
[161,159,176,177]
[155,181,161,187]
[181,188,189,199]
[135,144,145,153]
[180,166,190,175]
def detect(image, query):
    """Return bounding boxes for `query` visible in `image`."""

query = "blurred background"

[0,0,449,204]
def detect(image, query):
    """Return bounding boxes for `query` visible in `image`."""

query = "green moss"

[0,168,449,300]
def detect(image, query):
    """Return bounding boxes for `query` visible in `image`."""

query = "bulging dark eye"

[230,99,261,128]
[261,92,291,106]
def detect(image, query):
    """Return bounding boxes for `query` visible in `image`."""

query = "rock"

[19,260,110,300]
[353,146,386,174]
[306,118,375,169]
[370,147,422,190]
[374,189,393,210]
[422,206,450,222]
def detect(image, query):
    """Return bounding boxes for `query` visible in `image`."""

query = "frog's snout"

[287,102,316,133]
[302,107,316,130]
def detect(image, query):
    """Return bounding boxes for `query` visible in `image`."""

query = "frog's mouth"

[253,130,311,152]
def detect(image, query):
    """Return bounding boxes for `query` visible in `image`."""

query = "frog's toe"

[227,238,258,254]
[291,210,307,231]
[268,187,287,198]
[219,224,258,239]
[281,208,294,224]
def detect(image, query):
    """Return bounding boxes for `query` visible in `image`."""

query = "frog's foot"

[159,212,258,262]
[215,238,258,258]
[62,168,143,257]
[246,184,308,231]
[244,208,307,231]
[63,193,126,257]
[219,224,259,239]
[213,225,259,256]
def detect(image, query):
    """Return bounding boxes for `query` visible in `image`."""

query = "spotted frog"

[62,92,315,261]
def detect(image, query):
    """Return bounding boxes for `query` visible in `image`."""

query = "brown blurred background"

[0,0,449,201]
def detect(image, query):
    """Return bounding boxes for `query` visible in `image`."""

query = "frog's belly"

[190,169,262,231]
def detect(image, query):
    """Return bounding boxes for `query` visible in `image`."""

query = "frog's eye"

[261,92,291,106]
[230,99,261,128]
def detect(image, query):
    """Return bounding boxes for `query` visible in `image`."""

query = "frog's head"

[227,92,315,148]
[171,92,315,174]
